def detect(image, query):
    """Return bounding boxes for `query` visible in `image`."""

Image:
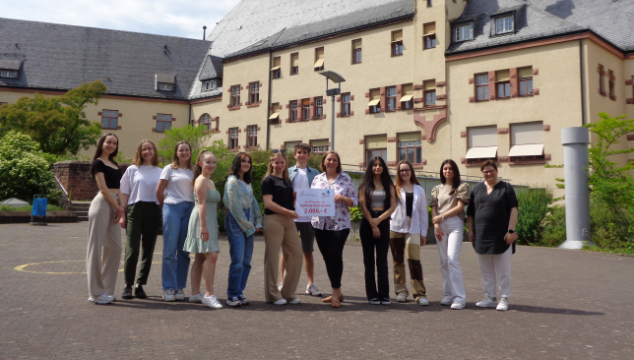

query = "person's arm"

[156,179,168,207]
[417,189,428,246]
[504,207,519,245]
[263,194,299,218]
[435,200,465,223]
[195,178,210,242]
[250,194,263,231]
[336,174,357,207]
[358,185,374,222]
[94,172,121,224]
[224,177,255,234]
[467,187,476,244]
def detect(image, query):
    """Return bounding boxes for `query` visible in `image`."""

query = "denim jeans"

[161,201,194,290]
[226,209,254,298]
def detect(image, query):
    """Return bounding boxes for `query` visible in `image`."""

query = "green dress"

[183,188,221,254]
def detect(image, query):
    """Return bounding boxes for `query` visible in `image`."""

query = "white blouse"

[120,165,163,205]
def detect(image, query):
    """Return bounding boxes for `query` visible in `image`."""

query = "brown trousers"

[389,231,426,299]
[263,214,303,302]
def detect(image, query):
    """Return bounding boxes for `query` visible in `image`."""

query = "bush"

[589,199,634,252]
[0,131,57,202]
[540,205,567,247]
[515,189,552,245]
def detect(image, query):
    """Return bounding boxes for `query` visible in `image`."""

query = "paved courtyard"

[0,222,632,359]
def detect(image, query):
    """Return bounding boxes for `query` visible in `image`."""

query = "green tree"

[157,124,212,164]
[0,131,56,201]
[0,81,106,155]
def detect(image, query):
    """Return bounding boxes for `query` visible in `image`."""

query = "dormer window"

[454,23,474,42]
[156,73,175,92]
[202,79,216,92]
[0,59,22,79]
[158,83,174,91]
[492,14,514,35]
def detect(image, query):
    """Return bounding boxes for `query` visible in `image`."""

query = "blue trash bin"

[31,195,47,225]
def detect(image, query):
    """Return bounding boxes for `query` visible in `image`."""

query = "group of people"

[86,132,519,312]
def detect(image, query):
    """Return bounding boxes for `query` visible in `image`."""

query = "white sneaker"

[175,289,185,301]
[277,282,283,291]
[496,298,509,311]
[306,283,322,296]
[476,296,498,308]
[451,301,466,310]
[396,293,407,303]
[288,298,301,305]
[189,293,204,303]
[273,299,287,305]
[440,296,453,306]
[87,296,95,302]
[417,297,429,306]
[202,295,223,309]
[94,294,115,305]
[163,289,176,302]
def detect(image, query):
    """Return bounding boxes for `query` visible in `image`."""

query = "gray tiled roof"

[198,55,224,81]
[0,17,212,100]
[447,0,634,54]
[207,0,414,58]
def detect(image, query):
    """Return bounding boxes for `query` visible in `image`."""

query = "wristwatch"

[507,229,515,234]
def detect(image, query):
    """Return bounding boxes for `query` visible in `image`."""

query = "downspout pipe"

[266,50,273,150]
[579,39,587,125]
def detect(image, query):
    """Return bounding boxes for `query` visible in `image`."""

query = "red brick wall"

[52,161,130,201]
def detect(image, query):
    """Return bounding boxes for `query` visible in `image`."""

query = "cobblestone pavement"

[0,222,632,359]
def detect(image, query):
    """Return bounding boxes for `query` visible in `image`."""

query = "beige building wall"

[448,41,584,197]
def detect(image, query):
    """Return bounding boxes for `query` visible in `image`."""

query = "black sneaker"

[381,298,391,305]
[226,296,242,307]
[369,298,381,305]
[134,285,147,299]
[238,295,249,305]
[122,286,133,299]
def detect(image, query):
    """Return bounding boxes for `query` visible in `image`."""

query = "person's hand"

[116,206,124,218]
[201,226,210,242]
[287,210,299,219]
[504,232,519,245]
[119,215,126,229]
[371,225,381,239]
[432,215,443,224]
[370,217,380,227]
[469,231,475,244]
[334,194,347,203]
[434,223,444,242]
[256,227,262,233]
[420,236,427,246]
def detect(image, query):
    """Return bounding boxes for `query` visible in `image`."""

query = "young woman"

[183,150,223,309]
[156,141,194,302]
[311,151,358,308]
[358,156,397,305]
[119,140,163,300]
[468,160,519,312]
[261,151,303,305]
[430,159,470,310]
[223,152,263,307]
[86,133,123,305]
[389,160,429,305]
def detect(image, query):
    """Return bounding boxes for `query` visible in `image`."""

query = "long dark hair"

[89,133,119,178]
[227,152,253,184]
[360,156,395,211]
[439,159,461,195]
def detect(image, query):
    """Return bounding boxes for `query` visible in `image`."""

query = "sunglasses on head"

[272,149,287,155]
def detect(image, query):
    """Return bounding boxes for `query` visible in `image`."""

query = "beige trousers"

[263,214,303,302]
[389,231,426,299]
[86,192,122,297]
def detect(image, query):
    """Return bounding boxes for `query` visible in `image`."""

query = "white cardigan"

[390,185,429,236]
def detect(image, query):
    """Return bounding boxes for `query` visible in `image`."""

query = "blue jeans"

[225,209,254,298]
[161,202,194,290]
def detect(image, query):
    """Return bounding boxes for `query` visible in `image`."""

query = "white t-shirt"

[293,168,311,222]
[120,165,163,205]
[240,180,254,198]
[160,164,195,205]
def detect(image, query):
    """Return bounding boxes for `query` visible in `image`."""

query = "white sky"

[1,0,242,39]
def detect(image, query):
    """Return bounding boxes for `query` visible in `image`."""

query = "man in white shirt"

[281,143,322,296]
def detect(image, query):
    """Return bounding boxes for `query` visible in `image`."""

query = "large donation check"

[296,189,336,217]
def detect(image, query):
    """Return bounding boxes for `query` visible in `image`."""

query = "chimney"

[203,26,207,40]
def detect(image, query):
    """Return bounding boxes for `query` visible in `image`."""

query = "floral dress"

[310,172,358,231]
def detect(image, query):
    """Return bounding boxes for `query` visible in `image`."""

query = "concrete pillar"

[559,127,593,249]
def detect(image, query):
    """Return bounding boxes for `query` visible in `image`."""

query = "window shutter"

[336,112,341,118]
[350,111,354,116]
[98,111,102,116]
[488,71,496,100]
[323,99,327,104]
[469,78,474,84]
[118,113,123,117]
[510,68,518,97]
[153,115,157,120]
[380,87,386,112]
[337,96,341,102]
[351,95,355,101]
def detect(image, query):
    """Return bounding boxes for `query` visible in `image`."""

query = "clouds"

[2,0,241,39]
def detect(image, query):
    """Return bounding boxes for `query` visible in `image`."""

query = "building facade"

[2,0,634,197]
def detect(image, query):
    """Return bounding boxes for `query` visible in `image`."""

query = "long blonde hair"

[133,140,158,166]
[192,149,214,184]
[394,160,420,193]
[263,152,290,181]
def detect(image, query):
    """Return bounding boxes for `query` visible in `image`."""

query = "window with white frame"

[400,84,413,109]
[454,23,473,42]
[509,122,544,161]
[156,114,172,132]
[247,125,258,148]
[158,83,174,91]
[229,127,239,150]
[475,73,489,101]
[368,89,381,114]
[315,97,324,118]
[249,82,259,104]
[386,87,397,111]
[466,126,497,162]
[290,101,298,122]
[493,14,514,35]
[0,70,18,78]
[199,114,212,131]
[311,139,329,154]
[518,67,533,96]
[101,110,119,129]
[202,80,215,92]
[366,135,388,164]
[231,85,240,107]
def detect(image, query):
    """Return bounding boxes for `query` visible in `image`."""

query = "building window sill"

[102,126,122,130]
[464,159,498,167]
[246,102,261,108]
[228,105,241,111]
